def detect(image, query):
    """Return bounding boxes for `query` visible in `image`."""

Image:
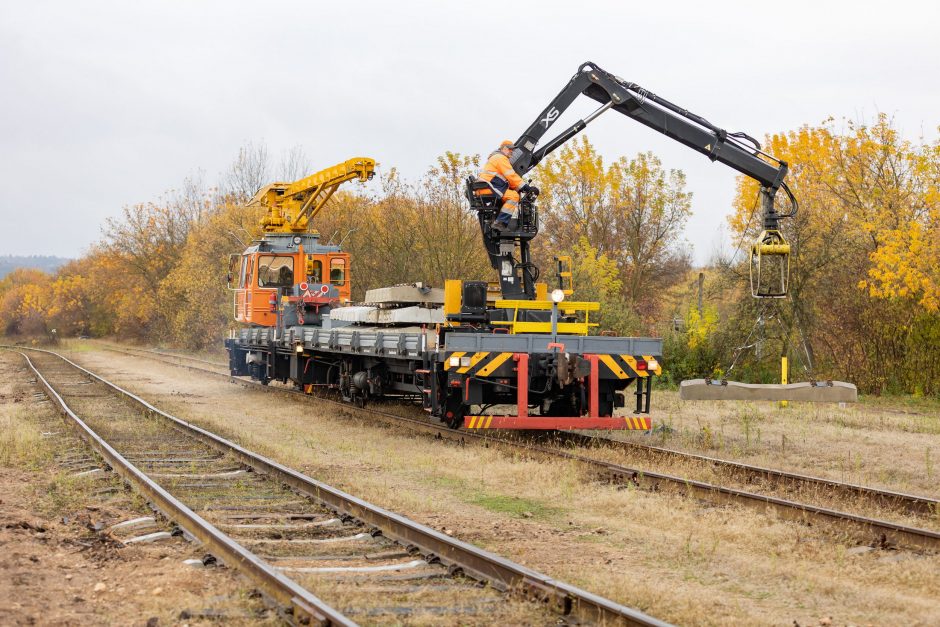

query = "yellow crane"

[249,157,376,234]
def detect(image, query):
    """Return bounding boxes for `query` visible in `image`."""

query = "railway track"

[12,347,666,627]
[96,343,940,552]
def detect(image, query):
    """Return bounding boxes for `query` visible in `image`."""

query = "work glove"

[521,184,539,196]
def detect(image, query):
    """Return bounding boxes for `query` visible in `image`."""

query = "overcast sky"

[2,1,938,264]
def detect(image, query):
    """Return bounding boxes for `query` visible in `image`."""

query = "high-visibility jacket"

[477,151,524,196]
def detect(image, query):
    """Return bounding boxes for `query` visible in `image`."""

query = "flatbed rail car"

[227,317,662,431]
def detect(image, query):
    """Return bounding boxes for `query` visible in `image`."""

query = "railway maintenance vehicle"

[225,61,814,430]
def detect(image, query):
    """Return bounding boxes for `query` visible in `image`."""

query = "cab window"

[258,255,294,288]
[329,258,346,286]
[309,258,323,283]
[239,256,249,288]
[242,256,254,289]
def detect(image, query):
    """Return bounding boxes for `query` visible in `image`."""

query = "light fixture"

[550,288,565,303]
[292,235,302,245]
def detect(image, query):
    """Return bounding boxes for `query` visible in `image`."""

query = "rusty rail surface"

[13,346,668,627]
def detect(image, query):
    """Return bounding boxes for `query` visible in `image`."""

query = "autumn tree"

[159,199,265,348]
[727,115,940,393]
[0,268,53,335]
[318,154,490,298]
[864,132,940,312]
[534,136,692,325]
[100,175,212,339]
[223,140,270,203]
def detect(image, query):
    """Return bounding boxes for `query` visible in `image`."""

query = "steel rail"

[22,347,668,627]
[99,345,940,552]
[15,350,353,627]
[552,432,940,518]
[101,345,940,516]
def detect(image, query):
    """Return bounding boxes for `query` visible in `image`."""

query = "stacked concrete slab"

[364,284,445,305]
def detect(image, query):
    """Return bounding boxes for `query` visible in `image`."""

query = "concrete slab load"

[679,379,858,402]
[364,284,445,305]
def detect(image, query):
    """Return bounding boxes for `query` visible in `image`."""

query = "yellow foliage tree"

[864,134,940,311]
[534,135,692,325]
[0,268,53,335]
[728,115,940,391]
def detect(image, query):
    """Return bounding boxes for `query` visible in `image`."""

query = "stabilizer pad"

[679,379,857,403]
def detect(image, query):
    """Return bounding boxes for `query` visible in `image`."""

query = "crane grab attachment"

[250,157,376,234]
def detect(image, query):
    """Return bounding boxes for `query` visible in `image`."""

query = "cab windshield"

[257,255,294,288]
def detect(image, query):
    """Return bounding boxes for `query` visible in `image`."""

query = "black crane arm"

[510,61,797,227]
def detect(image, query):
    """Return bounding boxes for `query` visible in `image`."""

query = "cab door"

[234,254,252,323]
[252,254,297,326]
[327,253,351,302]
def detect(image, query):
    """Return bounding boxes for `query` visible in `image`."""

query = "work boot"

[490,212,512,233]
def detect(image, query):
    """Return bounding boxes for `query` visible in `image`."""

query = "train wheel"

[443,396,465,430]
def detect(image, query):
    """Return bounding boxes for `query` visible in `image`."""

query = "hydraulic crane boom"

[513,63,791,192]
[467,61,797,300]
[249,157,376,234]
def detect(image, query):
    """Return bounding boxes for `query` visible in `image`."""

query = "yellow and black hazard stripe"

[599,354,663,379]
[445,351,662,379]
[443,351,515,377]
[615,354,663,378]
[625,416,651,430]
[466,415,495,429]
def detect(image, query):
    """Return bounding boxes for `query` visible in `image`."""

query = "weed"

[736,406,762,451]
[470,493,560,519]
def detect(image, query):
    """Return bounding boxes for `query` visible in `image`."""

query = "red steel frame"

[462,353,651,430]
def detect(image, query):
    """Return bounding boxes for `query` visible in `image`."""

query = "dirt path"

[58,345,940,626]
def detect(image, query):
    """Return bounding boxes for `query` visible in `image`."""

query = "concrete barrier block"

[679,379,857,403]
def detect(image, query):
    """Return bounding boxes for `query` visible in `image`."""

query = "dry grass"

[0,407,51,468]
[0,352,279,625]
[610,390,940,498]
[64,346,940,626]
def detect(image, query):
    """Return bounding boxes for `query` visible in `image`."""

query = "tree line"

[2,115,937,395]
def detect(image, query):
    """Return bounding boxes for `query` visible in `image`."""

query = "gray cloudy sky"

[2,0,938,264]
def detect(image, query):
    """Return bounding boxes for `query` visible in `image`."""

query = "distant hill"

[0,255,71,279]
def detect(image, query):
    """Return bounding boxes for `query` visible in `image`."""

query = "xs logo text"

[541,106,560,128]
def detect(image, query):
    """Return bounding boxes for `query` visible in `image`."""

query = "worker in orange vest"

[476,140,534,231]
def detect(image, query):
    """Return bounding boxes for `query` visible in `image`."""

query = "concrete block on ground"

[679,379,858,402]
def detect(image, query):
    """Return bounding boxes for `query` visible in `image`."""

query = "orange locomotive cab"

[231,232,350,327]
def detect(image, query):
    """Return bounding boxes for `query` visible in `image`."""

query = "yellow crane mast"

[249,157,376,234]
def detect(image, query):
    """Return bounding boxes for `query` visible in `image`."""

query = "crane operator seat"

[465,176,504,215]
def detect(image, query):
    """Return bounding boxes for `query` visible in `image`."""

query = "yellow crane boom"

[249,157,376,233]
